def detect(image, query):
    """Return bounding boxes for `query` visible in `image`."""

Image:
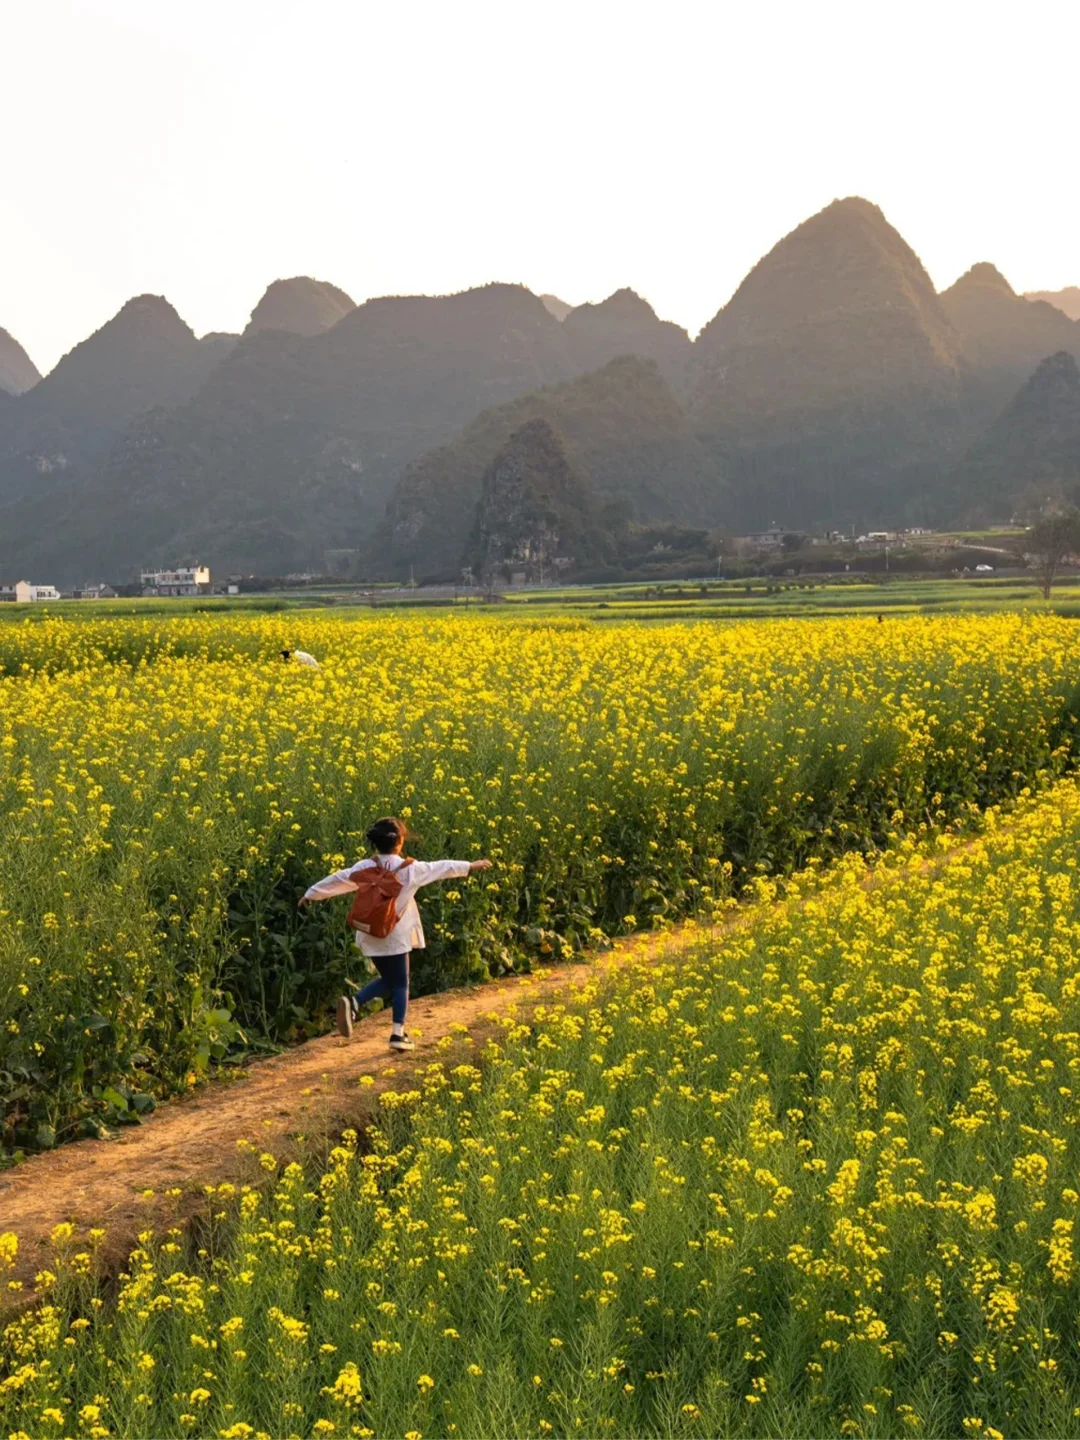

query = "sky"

[5,0,1080,375]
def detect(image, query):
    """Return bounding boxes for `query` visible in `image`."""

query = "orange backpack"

[346,858,414,938]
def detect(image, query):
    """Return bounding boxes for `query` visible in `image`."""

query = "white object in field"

[293,650,320,667]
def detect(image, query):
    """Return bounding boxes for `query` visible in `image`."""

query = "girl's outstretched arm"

[409,858,492,888]
[298,866,365,906]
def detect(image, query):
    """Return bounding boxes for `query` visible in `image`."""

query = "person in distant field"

[281,647,320,668]
[299,816,492,1051]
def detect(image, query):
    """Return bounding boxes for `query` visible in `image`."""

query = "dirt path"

[0,940,659,1295]
[0,821,993,1299]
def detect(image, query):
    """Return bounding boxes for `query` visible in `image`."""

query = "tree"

[1027,509,1080,599]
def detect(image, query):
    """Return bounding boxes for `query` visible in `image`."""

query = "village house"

[0,581,61,603]
[739,529,787,551]
[140,565,211,597]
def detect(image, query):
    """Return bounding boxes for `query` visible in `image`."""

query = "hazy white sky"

[5,0,1080,374]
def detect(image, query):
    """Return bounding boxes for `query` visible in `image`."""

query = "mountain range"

[1025,287,1080,323]
[2,201,1078,583]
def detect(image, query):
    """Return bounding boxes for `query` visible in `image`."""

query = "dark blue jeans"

[353,953,410,1026]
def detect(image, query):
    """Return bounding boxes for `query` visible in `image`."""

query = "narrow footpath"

[0,824,985,1301]
[0,934,673,1295]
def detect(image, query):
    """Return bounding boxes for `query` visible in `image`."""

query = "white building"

[739,529,787,551]
[140,565,211,597]
[0,581,60,603]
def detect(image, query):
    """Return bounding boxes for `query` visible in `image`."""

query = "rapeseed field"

[2,611,1080,1154]
[6,778,1080,1436]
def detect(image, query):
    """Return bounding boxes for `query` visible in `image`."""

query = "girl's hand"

[469,859,493,873]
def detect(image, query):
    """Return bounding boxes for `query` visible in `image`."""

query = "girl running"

[300,816,491,1051]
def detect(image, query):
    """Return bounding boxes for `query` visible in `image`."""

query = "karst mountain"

[1025,287,1080,323]
[0,295,235,492]
[562,289,692,393]
[377,355,712,580]
[948,351,1080,524]
[463,419,599,578]
[2,200,1078,583]
[0,327,41,397]
[689,197,971,531]
[243,277,356,337]
[941,263,1080,417]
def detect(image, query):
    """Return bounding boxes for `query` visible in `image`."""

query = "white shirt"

[303,853,472,955]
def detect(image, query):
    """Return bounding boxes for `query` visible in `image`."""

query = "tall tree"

[1027,509,1080,599]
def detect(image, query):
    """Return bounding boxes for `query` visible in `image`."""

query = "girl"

[300,817,491,1051]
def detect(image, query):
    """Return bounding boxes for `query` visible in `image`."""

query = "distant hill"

[540,294,573,321]
[563,289,692,393]
[941,264,1080,420]
[0,295,234,493]
[0,327,41,396]
[200,332,241,359]
[949,351,1080,524]
[0,298,240,583]
[20,295,230,454]
[689,196,967,530]
[244,277,356,337]
[19,284,580,581]
[464,418,599,577]
[1025,287,1080,323]
[377,355,717,581]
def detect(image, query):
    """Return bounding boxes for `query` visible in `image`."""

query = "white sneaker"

[389,1032,414,1052]
[336,996,353,1038]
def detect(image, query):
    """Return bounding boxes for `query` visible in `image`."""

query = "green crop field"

[498,574,1080,623]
